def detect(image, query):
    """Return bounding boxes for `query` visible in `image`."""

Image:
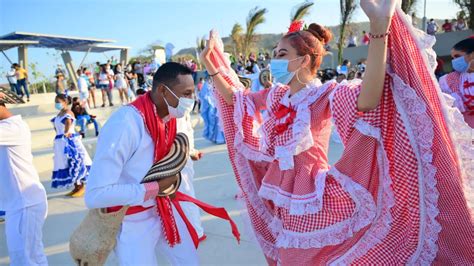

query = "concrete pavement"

[0,92,344,265]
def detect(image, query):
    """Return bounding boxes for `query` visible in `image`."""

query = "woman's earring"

[296,67,311,86]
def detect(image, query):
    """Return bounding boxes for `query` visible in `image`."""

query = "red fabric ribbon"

[172,192,240,248]
[274,104,297,135]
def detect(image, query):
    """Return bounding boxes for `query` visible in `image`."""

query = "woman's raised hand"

[361,0,398,30]
[200,31,216,63]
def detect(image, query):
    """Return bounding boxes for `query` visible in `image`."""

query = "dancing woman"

[200,0,472,264]
[51,94,92,197]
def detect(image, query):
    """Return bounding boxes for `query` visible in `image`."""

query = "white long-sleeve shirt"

[176,113,197,156]
[0,115,47,211]
[85,106,155,209]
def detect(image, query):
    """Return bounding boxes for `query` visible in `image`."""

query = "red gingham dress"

[208,9,473,265]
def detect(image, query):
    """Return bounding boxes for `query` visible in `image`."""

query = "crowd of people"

[427,17,467,35]
[0,0,473,264]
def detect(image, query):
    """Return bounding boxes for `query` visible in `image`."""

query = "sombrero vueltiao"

[141,132,189,196]
[238,76,252,89]
[259,69,272,86]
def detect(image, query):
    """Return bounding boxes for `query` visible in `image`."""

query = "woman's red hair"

[282,23,333,75]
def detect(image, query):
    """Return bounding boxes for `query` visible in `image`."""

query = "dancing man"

[85,62,199,265]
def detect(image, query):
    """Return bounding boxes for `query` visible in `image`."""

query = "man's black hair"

[453,38,474,54]
[152,62,193,91]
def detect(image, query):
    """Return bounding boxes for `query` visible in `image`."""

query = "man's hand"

[158,174,179,194]
[190,151,203,161]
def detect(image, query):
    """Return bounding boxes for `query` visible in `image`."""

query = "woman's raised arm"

[357,0,397,112]
[200,31,236,105]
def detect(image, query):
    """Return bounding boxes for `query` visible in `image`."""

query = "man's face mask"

[162,84,194,118]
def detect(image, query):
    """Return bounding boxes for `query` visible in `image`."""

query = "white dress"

[51,113,92,188]
[115,71,127,89]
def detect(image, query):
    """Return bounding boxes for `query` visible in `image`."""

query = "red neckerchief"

[130,92,181,246]
[274,104,297,135]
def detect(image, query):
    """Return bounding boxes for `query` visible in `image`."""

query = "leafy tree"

[291,1,314,22]
[401,0,418,14]
[453,0,473,29]
[242,7,268,64]
[230,23,244,57]
[337,0,358,64]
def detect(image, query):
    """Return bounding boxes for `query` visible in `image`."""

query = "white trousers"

[114,206,199,266]
[178,160,204,237]
[5,201,48,266]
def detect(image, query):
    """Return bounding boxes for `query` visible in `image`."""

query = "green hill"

[175,17,444,57]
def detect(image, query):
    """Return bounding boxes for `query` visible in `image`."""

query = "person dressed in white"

[176,113,205,241]
[6,66,18,95]
[114,63,129,105]
[85,63,199,265]
[77,69,89,110]
[0,90,48,266]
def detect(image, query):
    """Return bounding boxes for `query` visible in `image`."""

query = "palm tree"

[230,23,244,57]
[337,0,358,64]
[291,1,314,22]
[401,0,419,14]
[196,36,206,53]
[453,0,474,29]
[242,6,268,64]
[195,36,206,69]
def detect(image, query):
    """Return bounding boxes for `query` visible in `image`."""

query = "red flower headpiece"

[288,20,304,34]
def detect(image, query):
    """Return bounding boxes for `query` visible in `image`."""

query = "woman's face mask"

[452,52,473,73]
[162,84,194,118]
[55,102,64,111]
[270,56,304,85]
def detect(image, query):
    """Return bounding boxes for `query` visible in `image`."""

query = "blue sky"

[0,0,461,83]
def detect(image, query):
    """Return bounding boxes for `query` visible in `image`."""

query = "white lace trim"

[234,135,377,249]
[258,169,328,215]
[235,192,279,261]
[269,166,377,249]
[232,81,335,170]
[275,81,336,170]
[232,122,391,250]
[440,95,474,211]
[389,72,441,265]
[406,11,474,215]
[232,151,277,259]
[330,120,396,264]
[393,10,448,265]
[233,90,273,162]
